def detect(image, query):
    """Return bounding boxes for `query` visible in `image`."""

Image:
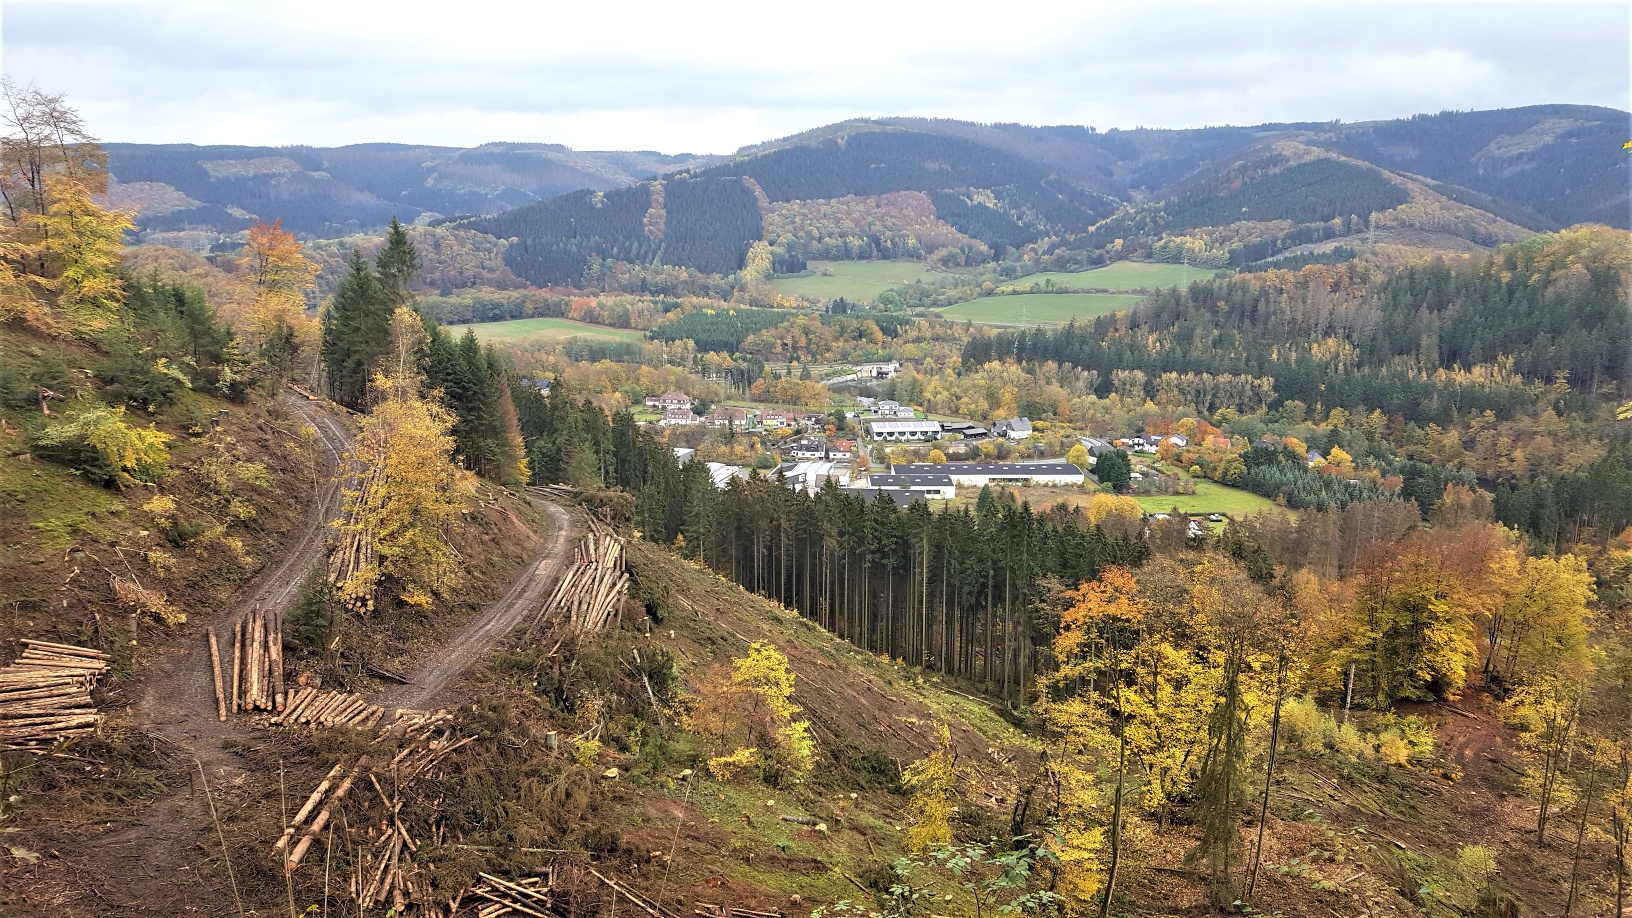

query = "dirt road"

[378,497,574,713]
[124,393,352,783]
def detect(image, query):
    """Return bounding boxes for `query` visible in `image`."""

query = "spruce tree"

[376,217,421,309]
[320,250,392,408]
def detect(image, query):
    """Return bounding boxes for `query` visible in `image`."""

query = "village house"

[644,390,693,412]
[705,405,755,428]
[659,407,696,427]
[993,418,1033,441]
[867,400,917,419]
[784,437,830,460]
[759,409,796,429]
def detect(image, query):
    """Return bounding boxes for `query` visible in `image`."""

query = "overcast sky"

[2,1,1626,154]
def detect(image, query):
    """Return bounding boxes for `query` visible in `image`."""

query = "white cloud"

[2,0,1625,152]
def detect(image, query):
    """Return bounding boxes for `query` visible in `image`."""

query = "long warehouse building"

[888,462,1085,488]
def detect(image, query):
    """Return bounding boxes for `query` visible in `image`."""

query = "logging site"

[3,20,1632,918]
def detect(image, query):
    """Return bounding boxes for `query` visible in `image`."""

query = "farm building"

[889,461,1084,487]
[865,419,942,441]
[672,447,696,464]
[855,361,901,379]
[993,418,1033,441]
[781,461,850,495]
[941,421,991,440]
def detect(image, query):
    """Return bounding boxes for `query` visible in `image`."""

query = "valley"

[0,77,1628,918]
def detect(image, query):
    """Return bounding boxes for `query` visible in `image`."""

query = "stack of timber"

[0,640,106,749]
[272,686,387,730]
[532,520,630,644]
[218,607,286,717]
[329,463,385,616]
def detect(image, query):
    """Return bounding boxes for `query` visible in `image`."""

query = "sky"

[2,0,1627,154]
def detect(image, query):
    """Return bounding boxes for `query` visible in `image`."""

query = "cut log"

[230,617,243,713]
[207,628,227,722]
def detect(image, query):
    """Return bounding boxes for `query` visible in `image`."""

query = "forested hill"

[101,142,721,240]
[106,105,1627,279]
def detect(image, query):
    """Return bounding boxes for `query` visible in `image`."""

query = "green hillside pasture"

[1014,261,1209,291]
[1130,479,1289,518]
[770,260,936,303]
[938,292,1145,326]
[448,317,645,345]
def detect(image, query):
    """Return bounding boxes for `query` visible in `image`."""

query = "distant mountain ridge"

[103,141,723,241]
[107,106,1628,283]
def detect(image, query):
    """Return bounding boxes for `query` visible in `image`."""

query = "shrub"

[32,404,172,488]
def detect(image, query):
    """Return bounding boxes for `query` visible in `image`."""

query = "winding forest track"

[21,394,577,915]
[123,393,352,783]
[35,393,355,912]
[378,497,574,713]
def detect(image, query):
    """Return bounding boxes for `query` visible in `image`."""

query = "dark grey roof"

[892,462,1083,477]
[868,474,955,489]
[847,488,922,507]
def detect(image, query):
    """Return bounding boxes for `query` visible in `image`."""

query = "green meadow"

[1010,261,1210,291]
[938,292,1146,325]
[770,260,937,303]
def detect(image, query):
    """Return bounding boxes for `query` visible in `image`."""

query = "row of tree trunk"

[215,608,285,718]
[0,640,106,749]
[271,686,386,730]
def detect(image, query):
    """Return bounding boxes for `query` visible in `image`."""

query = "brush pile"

[0,640,106,750]
[458,869,562,917]
[532,519,629,643]
[279,712,474,911]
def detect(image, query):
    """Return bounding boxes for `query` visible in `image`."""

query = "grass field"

[1130,479,1288,517]
[938,292,1146,325]
[770,260,937,303]
[1013,261,1214,291]
[447,316,645,344]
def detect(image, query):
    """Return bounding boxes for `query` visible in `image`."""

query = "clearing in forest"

[447,316,645,344]
[938,291,1145,325]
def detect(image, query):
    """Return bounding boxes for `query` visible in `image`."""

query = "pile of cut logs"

[0,640,106,749]
[534,521,629,642]
[272,687,386,730]
[328,464,385,616]
[210,607,285,719]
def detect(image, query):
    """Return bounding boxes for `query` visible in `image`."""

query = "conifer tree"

[320,250,391,408]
